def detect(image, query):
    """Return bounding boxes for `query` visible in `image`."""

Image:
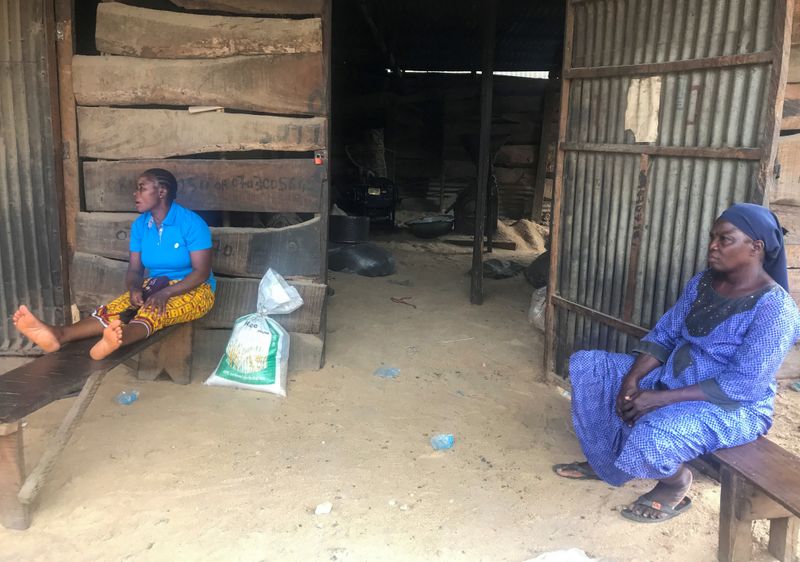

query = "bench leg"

[768,516,799,562]
[718,466,753,562]
[0,423,29,530]
[137,324,194,385]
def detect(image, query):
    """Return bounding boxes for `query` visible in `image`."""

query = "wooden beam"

[551,294,649,338]
[83,159,323,213]
[545,1,576,374]
[775,134,800,205]
[77,107,326,159]
[73,54,326,116]
[754,0,794,204]
[531,86,558,222]
[470,0,496,306]
[561,142,762,160]
[69,253,326,334]
[76,213,322,278]
[54,0,78,263]
[768,517,799,562]
[168,0,324,15]
[96,2,321,58]
[565,51,773,80]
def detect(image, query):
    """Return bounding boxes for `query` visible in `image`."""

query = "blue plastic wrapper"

[430,433,455,450]
[374,367,400,379]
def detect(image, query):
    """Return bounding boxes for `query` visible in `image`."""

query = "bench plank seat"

[712,437,800,562]
[0,327,179,425]
[713,438,800,518]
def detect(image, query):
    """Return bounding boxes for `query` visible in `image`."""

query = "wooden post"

[531,85,558,223]
[768,516,799,562]
[0,423,29,530]
[544,2,577,374]
[55,0,79,261]
[470,0,496,305]
[718,466,754,562]
[137,324,194,385]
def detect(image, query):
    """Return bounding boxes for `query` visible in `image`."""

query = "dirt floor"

[2,242,799,562]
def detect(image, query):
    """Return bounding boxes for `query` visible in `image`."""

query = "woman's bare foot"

[12,305,61,352]
[90,320,124,360]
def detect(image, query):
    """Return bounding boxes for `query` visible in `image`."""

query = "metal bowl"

[405,215,454,239]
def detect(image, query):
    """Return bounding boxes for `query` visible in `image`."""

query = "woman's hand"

[143,291,171,316]
[129,288,144,307]
[616,375,640,420]
[620,390,671,425]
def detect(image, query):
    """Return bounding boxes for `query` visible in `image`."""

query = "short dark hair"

[142,168,178,202]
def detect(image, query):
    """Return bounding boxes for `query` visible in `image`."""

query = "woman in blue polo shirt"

[13,168,215,360]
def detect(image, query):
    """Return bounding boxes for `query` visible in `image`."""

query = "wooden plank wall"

[69,1,329,368]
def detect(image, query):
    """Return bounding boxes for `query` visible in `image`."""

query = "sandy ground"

[2,245,799,562]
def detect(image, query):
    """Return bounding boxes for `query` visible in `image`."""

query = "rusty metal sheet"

[0,0,67,354]
[548,0,791,374]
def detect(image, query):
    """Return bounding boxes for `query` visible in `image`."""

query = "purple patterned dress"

[570,270,800,486]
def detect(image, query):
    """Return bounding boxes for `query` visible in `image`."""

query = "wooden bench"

[0,324,193,530]
[711,438,800,562]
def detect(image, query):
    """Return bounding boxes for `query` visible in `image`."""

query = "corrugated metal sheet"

[551,0,786,373]
[0,0,66,353]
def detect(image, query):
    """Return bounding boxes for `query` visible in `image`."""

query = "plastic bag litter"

[205,269,303,396]
[524,549,604,562]
[528,286,547,332]
[328,242,396,277]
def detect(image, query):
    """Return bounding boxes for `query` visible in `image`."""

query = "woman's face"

[707,219,762,272]
[134,175,164,213]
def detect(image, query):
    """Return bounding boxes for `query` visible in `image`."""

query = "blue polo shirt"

[129,202,216,291]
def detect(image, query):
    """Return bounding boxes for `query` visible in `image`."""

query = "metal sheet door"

[546,0,793,374]
[0,0,68,354]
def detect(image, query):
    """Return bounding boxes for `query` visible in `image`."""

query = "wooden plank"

[194,328,323,372]
[96,2,321,58]
[169,0,323,15]
[774,134,800,205]
[532,87,559,222]
[713,438,800,518]
[69,253,326,334]
[790,45,800,83]
[73,54,326,116]
[76,212,322,278]
[83,159,323,213]
[77,107,326,159]
[200,277,326,333]
[561,141,762,160]
[565,51,773,79]
[0,426,28,530]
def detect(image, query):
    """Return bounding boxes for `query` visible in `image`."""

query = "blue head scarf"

[718,203,789,291]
